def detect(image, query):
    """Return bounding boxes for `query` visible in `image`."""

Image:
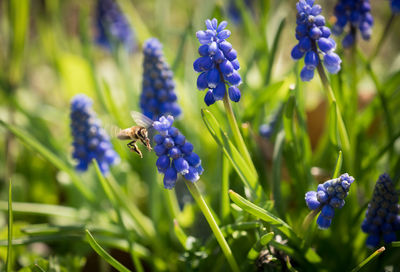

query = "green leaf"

[0,201,78,218]
[351,247,385,272]
[247,232,274,260]
[85,229,131,272]
[228,190,300,244]
[201,109,259,197]
[332,151,343,179]
[0,120,95,202]
[7,180,13,272]
[8,0,30,85]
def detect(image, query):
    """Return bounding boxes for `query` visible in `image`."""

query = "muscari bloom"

[95,0,136,53]
[332,0,373,48]
[194,18,242,106]
[70,94,119,174]
[391,0,400,13]
[305,173,355,229]
[140,38,181,120]
[361,174,400,248]
[291,0,342,81]
[153,115,204,189]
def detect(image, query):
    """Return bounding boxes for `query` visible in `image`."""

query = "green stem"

[222,94,255,174]
[369,14,395,62]
[6,180,13,272]
[165,188,181,222]
[316,62,351,168]
[185,180,240,272]
[220,154,231,223]
[351,247,385,272]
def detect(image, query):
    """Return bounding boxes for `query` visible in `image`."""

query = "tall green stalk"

[316,61,351,169]
[222,94,256,175]
[184,180,240,272]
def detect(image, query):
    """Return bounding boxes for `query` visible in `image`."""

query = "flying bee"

[116,111,154,158]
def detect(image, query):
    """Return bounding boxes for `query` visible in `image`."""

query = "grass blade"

[332,151,343,179]
[0,201,78,218]
[265,18,286,84]
[201,109,259,198]
[85,229,131,272]
[7,180,13,272]
[351,247,385,272]
[0,120,95,202]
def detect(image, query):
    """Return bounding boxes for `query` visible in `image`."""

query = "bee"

[116,111,154,158]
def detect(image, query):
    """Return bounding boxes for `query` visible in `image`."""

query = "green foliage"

[0,0,399,271]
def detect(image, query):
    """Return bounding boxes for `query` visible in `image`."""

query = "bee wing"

[104,124,122,139]
[130,111,154,128]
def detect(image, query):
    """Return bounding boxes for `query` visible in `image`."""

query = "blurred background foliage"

[0,0,399,271]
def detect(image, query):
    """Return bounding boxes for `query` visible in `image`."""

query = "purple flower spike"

[305,173,355,229]
[194,18,242,106]
[362,174,400,248]
[153,115,204,189]
[292,0,342,81]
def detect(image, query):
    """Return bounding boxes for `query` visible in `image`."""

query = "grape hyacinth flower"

[153,115,204,189]
[291,0,342,81]
[194,18,242,106]
[140,38,181,120]
[332,0,373,48]
[361,174,400,248]
[70,94,119,174]
[391,0,400,13]
[305,173,355,229]
[95,0,136,53]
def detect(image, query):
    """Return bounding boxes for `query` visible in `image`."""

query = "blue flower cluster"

[95,0,136,53]
[391,0,400,13]
[140,38,181,120]
[291,0,342,82]
[153,115,204,189]
[70,94,119,174]
[361,174,400,248]
[305,173,355,229]
[194,18,242,106]
[332,0,374,48]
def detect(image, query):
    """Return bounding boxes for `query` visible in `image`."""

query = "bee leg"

[127,140,143,158]
[140,138,152,151]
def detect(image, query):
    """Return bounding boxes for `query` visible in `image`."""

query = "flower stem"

[222,94,256,174]
[316,62,351,168]
[185,180,240,272]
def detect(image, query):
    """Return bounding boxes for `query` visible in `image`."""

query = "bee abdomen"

[117,129,132,140]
